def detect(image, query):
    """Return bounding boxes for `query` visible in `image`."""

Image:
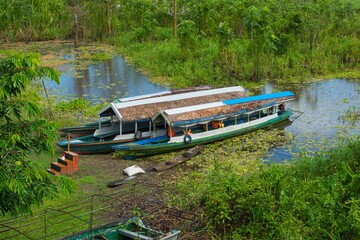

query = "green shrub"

[170,137,360,239]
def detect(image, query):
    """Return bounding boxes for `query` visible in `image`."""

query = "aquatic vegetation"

[339,106,360,124]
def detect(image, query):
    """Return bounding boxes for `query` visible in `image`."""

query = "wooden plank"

[147,146,202,172]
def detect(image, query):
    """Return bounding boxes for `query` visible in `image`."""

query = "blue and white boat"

[113,91,295,159]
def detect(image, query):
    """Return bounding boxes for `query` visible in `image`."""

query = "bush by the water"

[169,137,360,239]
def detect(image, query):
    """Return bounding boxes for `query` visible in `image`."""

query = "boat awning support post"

[135,122,138,133]
[120,120,122,135]
[152,120,156,137]
[67,134,70,152]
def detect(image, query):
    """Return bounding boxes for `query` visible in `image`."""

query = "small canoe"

[146,145,203,172]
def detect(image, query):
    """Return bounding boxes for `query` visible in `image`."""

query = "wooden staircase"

[47,151,79,175]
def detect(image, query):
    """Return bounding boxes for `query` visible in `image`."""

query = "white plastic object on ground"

[123,165,145,176]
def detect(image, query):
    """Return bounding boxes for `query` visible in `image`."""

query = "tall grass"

[167,137,360,239]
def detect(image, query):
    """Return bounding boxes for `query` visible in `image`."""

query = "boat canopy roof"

[114,91,172,103]
[223,91,295,105]
[152,91,295,127]
[98,86,247,122]
[112,85,214,103]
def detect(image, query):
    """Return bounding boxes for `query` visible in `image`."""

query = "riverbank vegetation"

[1,0,360,87]
[167,137,360,239]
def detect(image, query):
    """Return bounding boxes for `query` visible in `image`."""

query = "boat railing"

[0,182,198,240]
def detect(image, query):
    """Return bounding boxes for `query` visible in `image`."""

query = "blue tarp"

[223,91,294,105]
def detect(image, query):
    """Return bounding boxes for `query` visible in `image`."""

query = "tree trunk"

[106,0,112,36]
[71,0,79,48]
[173,0,177,38]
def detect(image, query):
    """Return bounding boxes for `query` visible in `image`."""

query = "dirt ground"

[72,151,185,189]
[63,150,207,239]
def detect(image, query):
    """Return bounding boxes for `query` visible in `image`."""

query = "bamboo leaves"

[0,52,74,216]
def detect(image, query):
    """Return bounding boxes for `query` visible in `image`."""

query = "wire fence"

[0,181,199,240]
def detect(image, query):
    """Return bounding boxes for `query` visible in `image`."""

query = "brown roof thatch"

[163,97,294,124]
[120,91,247,122]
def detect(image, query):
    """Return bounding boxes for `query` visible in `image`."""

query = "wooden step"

[58,158,74,174]
[64,151,79,172]
[47,168,60,176]
[51,162,67,174]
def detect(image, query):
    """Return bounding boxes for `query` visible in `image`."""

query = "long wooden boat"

[59,86,213,138]
[57,86,247,154]
[57,121,152,154]
[113,92,295,159]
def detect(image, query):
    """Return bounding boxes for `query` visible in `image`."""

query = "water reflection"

[264,79,360,162]
[45,55,168,103]
[46,56,360,162]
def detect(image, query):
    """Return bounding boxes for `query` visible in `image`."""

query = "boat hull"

[57,125,153,155]
[56,134,131,154]
[114,111,293,159]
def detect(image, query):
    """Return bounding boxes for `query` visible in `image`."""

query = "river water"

[45,55,168,103]
[46,55,360,161]
[262,79,360,162]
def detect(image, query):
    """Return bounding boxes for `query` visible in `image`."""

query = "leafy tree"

[178,20,198,58]
[0,51,75,216]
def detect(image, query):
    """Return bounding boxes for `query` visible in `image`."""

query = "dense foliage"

[0,52,75,216]
[168,137,360,239]
[115,0,360,85]
[1,0,359,85]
